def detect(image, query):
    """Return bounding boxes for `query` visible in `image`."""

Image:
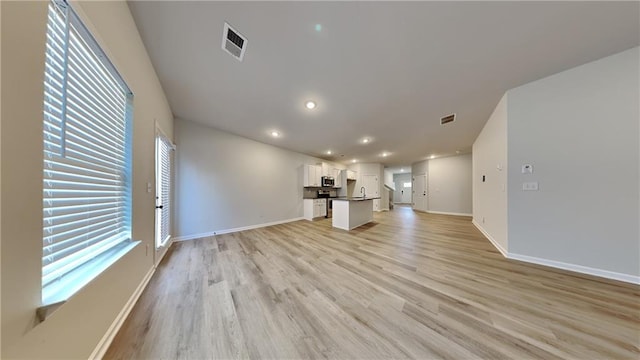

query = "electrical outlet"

[522,182,539,191]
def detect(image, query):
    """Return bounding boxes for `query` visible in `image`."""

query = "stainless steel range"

[317,189,337,218]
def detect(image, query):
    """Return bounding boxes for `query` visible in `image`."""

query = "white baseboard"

[154,238,173,266]
[173,217,305,241]
[173,230,218,242]
[471,220,639,285]
[508,253,640,285]
[427,210,472,217]
[90,265,156,359]
[472,220,508,257]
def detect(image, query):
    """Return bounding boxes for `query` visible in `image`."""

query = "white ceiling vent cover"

[440,113,456,125]
[221,22,247,61]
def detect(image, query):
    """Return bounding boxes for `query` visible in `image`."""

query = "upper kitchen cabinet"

[333,169,342,188]
[346,170,357,181]
[303,164,322,187]
[321,163,332,177]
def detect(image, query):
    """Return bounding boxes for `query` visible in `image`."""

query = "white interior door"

[412,174,427,211]
[401,180,412,203]
[155,133,173,249]
[393,185,402,203]
[362,175,379,198]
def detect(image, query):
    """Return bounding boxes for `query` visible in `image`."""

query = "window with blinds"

[156,134,172,248]
[42,0,135,305]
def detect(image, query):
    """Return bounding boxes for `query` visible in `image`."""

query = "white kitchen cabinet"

[333,169,342,188]
[303,198,326,220]
[346,170,357,181]
[315,199,327,217]
[321,163,332,177]
[303,199,314,220]
[303,164,322,187]
[311,165,321,186]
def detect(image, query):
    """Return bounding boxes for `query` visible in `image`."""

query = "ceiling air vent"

[440,113,456,125]
[221,22,247,61]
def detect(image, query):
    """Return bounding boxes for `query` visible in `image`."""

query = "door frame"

[154,125,175,265]
[412,173,428,212]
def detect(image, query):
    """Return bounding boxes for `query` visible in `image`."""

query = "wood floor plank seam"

[105,207,640,360]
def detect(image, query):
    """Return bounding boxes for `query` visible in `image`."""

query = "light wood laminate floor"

[105,207,639,359]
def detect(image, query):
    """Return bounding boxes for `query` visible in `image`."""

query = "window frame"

[41,0,137,306]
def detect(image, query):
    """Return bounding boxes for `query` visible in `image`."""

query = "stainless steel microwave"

[321,176,335,187]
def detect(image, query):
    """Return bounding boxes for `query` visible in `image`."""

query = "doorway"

[412,174,428,212]
[155,131,173,251]
[393,172,412,205]
[401,181,412,203]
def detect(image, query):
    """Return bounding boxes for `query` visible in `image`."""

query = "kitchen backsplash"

[303,188,338,199]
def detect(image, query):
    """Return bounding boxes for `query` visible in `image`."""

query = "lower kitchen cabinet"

[303,198,327,220]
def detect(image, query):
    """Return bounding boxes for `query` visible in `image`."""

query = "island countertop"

[332,197,380,202]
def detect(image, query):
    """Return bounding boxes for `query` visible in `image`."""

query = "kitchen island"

[332,197,380,230]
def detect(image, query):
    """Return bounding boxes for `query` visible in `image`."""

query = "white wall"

[411,160,428,176]
[0,2,3,352]
[174,118,345,238]
[378,165,389,211]
[1,1,173,357]
[507,47,639,278]
[413,155,473,216]
[472,94,509,253]
[384,169,394,190]
[428,154,472,216]
[383,169,395,209]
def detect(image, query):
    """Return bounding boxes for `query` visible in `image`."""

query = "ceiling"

[127,1,639,167]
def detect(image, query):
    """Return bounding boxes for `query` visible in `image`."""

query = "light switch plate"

[522,182,539,191]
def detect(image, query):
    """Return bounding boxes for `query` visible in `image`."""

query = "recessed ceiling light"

[305,101,316,110]
[456,150,461,154]
[400,168,404,172]
[381,152,389,157]
[271,131,280,137]
[326,150,332,155]
[315,24,322,32]
[362,138,370,144]
[352,159,357,163]
[430,155,435,159]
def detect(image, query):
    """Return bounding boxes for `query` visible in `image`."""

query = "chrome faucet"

[360,187,366,198]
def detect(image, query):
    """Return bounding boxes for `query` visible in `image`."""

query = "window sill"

[38,240,140,322]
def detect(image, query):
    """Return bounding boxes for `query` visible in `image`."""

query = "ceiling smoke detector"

[221,22,247,61]
[440,113,456,125]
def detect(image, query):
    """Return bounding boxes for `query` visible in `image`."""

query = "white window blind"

[156,134,172,248]
[42,0,134,305]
